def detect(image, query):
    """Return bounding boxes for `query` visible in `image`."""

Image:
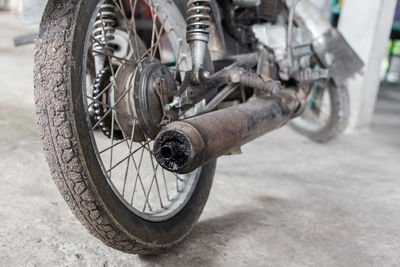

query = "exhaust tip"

[153,130,192,173]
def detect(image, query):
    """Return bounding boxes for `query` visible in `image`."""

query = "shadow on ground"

[140,207,271,266]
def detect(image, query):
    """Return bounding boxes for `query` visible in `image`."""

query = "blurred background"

[0,0,399,266]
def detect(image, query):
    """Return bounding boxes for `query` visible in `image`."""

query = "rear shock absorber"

[186,0,211,84]
[92,0,117,69]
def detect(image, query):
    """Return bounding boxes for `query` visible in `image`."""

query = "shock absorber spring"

[186,0,212,84]
[186,0,211,43]
[92,0,117,53]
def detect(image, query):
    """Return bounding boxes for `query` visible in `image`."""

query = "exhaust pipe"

[153,90,301,174]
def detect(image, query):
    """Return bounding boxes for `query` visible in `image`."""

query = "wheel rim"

[81,0,202,222]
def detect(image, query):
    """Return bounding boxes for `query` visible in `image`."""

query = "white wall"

[339,0,397,131]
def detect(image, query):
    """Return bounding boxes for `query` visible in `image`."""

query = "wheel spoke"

[122,119,137,196]
[151,21,165,61]
[142,163,159,212]
[106,140,151,174]
[119,129,153,212]
[176,174,180,193]
[149,3,157,59]
[109,110,116,179]
[146,143,164,209]
[88,82,112,107]
[130,0,145,70]
[99,138,129,154]
[121,128,154,211]
[96,12,119,80]
[176,175,185,182]
[129,147,146,206]
[91,85,132,130]
[113,0,142,65]
[149,5,167,61]
[141,143,156,157]
[162,169,170,201]
[87,95,136,122]
[90,35,114,54]
[173,40,183,80]
[89,48,137,64]
[118,1,166,62]
[129,146,142,202]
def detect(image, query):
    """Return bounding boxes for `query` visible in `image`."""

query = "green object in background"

[388,40,400,55]
[307,65,321,108]
[383,40,400,76]
[331,0,341,26]
[331,1,341,14]
[393,22,400,32]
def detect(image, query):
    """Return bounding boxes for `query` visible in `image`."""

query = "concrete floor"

[1,12,400,267]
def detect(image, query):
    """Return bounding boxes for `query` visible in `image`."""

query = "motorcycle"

[34,0,363,254]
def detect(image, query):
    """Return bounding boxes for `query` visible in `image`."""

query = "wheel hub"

[114,58,178,141]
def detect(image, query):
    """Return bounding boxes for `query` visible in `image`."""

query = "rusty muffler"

[153,90,302,174]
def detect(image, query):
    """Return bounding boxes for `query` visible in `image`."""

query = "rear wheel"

[290,80,349,143]
[34,0,216,254]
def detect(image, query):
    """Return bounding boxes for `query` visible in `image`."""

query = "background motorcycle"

[34,0,362,254]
